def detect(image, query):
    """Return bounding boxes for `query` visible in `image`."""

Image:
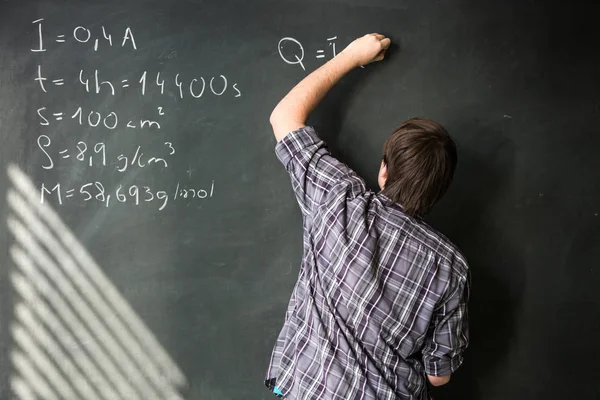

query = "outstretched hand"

[340,33,392,68]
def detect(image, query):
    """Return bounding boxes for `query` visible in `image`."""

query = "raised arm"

[270,33,391,141]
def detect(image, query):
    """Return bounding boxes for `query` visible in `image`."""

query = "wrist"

[334,50,360,70]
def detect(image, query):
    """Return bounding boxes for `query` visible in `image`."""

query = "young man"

[266,33,469,400]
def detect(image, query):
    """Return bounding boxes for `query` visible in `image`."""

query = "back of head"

[381,117,457,217]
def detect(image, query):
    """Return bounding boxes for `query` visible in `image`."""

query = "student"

[265,33,469,400]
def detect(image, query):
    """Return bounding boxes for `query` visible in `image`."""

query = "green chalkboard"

[1,0,599,399]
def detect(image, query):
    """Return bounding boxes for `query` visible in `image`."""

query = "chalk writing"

[37,135,174,172]
[39,180,215,210]
[278,37,306,71]
[31,19,242,99]
[315,37,338,59]
[30,19,46,52]
[138,71,241,98]
[31,19,137,52]
[278,36,340,71]
[30,17,229,214]
[277,36,363,71]
[173,181,216,200]
[37,67,242,99]
[36,106,165,131]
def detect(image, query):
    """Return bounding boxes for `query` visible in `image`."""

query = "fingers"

[369,33,392,57]
[352,33,391,65]
[374,51,386,62]
[374,35,391,62]
[380,37,391,49]
[369,33,390,43]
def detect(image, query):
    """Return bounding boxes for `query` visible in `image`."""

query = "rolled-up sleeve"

[275,126,366,216]
[422,271,470,377]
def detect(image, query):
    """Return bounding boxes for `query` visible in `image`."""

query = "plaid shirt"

[266,126,469,400]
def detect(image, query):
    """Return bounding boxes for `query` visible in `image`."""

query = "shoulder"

[274,125,324,165]
[374,197,469,280]
[373,194,467,270]
[412,220,469,279]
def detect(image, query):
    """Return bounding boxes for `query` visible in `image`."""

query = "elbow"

[269,108,287,133]
[269,108,281,128]
[269,111,285,140]
[427,375,451,387]
[269,107,299,128]
[269,107,305,141]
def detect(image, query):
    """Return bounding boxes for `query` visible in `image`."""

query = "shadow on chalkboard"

[2,164,188,399]
[427,120,525,400]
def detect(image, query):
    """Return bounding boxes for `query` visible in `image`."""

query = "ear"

[380,160,387,178]
[378,160,387,190]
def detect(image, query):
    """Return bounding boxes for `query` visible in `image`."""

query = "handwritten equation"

[36,66,241,99]
[37,136,175,172]
[31,18,138,52]
[278,36,364,71]
[30,18,232,211]
[278,36,338,71]
[30,19,358,212]
[40,181,215,211]
[37,106,165,131]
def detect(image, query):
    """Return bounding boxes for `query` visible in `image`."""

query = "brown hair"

[381,117,457,216]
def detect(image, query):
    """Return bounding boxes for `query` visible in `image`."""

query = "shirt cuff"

[423,353,464,377]
[275,126,321,168]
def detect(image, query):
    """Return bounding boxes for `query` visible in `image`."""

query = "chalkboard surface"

[1,0,599,399]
